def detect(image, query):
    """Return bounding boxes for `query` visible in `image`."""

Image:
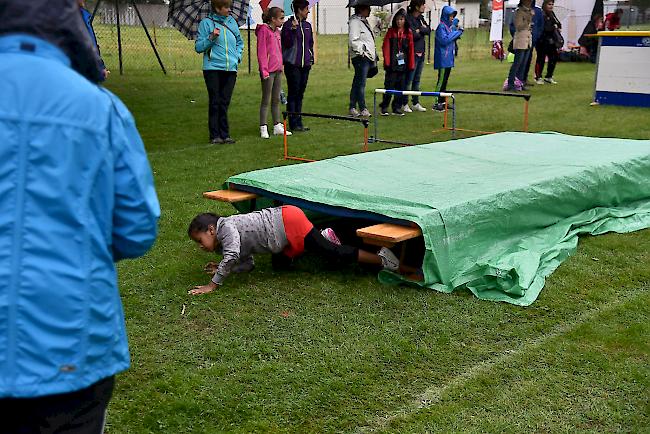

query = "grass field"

[103,33,649,433]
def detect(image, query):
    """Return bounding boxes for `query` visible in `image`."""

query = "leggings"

[435,67,452,104]
[260,71,282,126]
[272,228,358,269]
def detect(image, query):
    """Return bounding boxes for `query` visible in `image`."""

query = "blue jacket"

[509,5,543,45]
[0,34,160,398]
[434,6,463,69]
[195,13,244,71]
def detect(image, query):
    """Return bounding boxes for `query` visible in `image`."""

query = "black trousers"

[380,70,408,112]
[534,43,559,79]
[435,67,452,104]
[284,64,311,129]
[203,70,237,140]
[272,227,358,269]
[2,376,115,434]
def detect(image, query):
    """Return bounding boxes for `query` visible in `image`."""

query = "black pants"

[272,228,357,269]
[3,376,115,434]
[435,67,452,104]
[203,70,237,140]
[284,64,311,129]
[535,43,559,79]
[380,70,408,112]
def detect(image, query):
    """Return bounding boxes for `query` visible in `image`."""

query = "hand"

[292,17,298,29]
[210,27,220,40]
[102,69,110,80]
[188,282,218,295]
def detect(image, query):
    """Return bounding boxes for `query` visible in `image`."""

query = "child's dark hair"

[188,213,220,237]
[391,9,409,29]
[291,0,309,13]
[407,0,425,14]
[262,6,283,24]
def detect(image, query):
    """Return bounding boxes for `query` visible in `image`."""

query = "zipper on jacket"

[224,22,230,70]
[300,20,305,68]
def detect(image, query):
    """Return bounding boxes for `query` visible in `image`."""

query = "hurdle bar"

[438,90,532,134]
[282,111,370,162]
[372,89,456,145]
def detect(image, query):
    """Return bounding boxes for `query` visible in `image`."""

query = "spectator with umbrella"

[194,0,244,144]
[281,0,314,132]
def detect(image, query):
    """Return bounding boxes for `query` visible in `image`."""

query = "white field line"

[359,287,648,433]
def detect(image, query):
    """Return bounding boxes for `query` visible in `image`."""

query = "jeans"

[284,64,311,129]
[203,70,237,140]
[260,70,283,126]
[406,54,425,105]
[508,48,531,89]
[350,56,371,111]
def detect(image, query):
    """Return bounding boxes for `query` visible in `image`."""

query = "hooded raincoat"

[0,0,160,398]
[433,5,463,69]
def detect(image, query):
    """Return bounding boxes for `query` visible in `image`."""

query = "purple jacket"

[281,17,314,67]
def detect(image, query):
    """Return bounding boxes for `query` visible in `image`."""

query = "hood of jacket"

[440,5,457,26]
[0,0,104,83]
[255,23,278,37]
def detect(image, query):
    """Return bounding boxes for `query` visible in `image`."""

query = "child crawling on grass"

[187,205,401,294]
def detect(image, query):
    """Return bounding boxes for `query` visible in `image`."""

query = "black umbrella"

[168,0,250,40]
[346,0,401,7]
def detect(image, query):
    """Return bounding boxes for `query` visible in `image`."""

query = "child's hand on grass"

[189,282,218,295]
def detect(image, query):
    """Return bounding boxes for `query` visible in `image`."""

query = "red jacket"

[382,27,415,71]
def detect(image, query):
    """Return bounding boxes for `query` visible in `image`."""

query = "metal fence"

[88,1,650,74]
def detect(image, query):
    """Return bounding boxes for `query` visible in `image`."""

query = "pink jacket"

[255,24,283,78]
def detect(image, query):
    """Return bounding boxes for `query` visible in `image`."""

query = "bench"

[203,189,259,211]
[356,223,421,248]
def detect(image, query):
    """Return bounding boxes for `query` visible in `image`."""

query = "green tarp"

[227,132,650,305]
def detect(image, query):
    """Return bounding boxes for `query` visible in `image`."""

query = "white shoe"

[412,103,427,112]
[320,228,341,245]
[260,125,269,139]
[544,77,558,84]
[359,108,372,117]
[378,247,399,272]
[535,77,545,85]
[349,107,360,117]
[273,123,292,136]
[402,104,413,113]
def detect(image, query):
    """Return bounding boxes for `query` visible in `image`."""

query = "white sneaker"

[544,77,558,84]
[402,104,413,113]
[359,108,372,117]
[535,77,545,85]
[412,103,427,112]
[260,125,269,139]
[349,107,360,117]
[320,228,341,245]
[273,123,292,136]
[378,247,399,272]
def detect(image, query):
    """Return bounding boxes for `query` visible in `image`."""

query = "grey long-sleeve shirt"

[212,207,288,285]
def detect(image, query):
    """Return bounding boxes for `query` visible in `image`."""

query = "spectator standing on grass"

[433,5,463,111]
[0,0,160,431]
[281,0,314,132]
[509,0,542,87]
[78,0,110,80]
[348,4,376,118]
[256,7,292,139]
[604,8,623,31]
[534,0,562,85]
[195,0,244,144]
[579,13,604,63]
[506,0,533,92]
[404,0,431,113]
[379,9,415,116]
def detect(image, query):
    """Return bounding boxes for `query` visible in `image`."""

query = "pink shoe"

[320,228,341,245]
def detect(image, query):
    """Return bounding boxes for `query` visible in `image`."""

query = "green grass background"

[102,31,649,433]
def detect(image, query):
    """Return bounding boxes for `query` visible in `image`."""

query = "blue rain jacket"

[0,34,160,398]
[434,5,463,69]
[195,13,244,71]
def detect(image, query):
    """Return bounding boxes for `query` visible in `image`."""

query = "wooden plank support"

[356,223,421,248]
[203,189,258,203]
